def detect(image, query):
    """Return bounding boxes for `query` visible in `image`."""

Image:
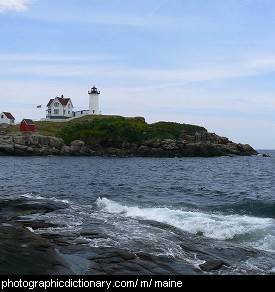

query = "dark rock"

[258,153,270,157]
[132,116,146,123]
[71,140,85,147]
[0,224,73,275]
[199,259,224,272]
[0,145,14,154]
[60,145,70,155]
[88,248,136,262]
[0,128,258,158]
[0,132,64,156]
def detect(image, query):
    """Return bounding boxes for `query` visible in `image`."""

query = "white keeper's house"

[43,85,101,122]
[46,95,74,120]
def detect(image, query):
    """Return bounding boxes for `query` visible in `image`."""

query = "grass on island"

[4,121,67,136]
[4,115,120,136]
[3,115,207,146]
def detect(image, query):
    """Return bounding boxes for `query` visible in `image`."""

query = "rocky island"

[0,116,258,157]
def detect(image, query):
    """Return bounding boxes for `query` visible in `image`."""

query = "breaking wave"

[96,197,275,251]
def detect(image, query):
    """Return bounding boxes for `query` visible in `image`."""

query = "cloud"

[0,0,35,13]
[3,53,275,84]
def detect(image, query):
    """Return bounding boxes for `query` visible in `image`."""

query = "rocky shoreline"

[0,131,258,157]
[0,195,233,275]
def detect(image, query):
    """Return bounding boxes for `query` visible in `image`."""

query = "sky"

[0,0,275,149]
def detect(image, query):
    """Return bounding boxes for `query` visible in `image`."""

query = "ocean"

[0,151,274,275]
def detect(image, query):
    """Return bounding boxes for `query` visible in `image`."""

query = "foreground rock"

[0,224,73,275]
[0,131,258,157]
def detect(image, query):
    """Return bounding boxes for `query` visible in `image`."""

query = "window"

[54,102,59,107]
[54,109,59,115]
[68,104,70,109]
[1,115,3,119]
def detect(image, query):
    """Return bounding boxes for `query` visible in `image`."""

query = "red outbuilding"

[20,119,35,132]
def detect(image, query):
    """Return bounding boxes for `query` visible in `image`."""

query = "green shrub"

[58,117,207,145]
[58,117,146,145]
[142,122,206,141]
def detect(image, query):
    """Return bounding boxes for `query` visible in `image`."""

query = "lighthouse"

[88,85,100,115]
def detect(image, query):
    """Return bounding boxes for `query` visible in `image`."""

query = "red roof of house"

[47,99,54,107]
[47,97,71,107]
[3,112,15,120]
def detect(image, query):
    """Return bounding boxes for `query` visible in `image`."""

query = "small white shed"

[0,112,15,125]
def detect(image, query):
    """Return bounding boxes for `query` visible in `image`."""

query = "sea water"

[0,151,274,274]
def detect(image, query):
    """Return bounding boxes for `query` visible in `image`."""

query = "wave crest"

[96,197,274,243]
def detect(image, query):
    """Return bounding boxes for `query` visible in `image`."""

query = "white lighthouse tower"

[88,85,100,115]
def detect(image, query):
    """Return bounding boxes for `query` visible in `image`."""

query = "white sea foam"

[96,197,275,244]
[21,193,45,200]
[26,226,35,233]
[21,192,71,205]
